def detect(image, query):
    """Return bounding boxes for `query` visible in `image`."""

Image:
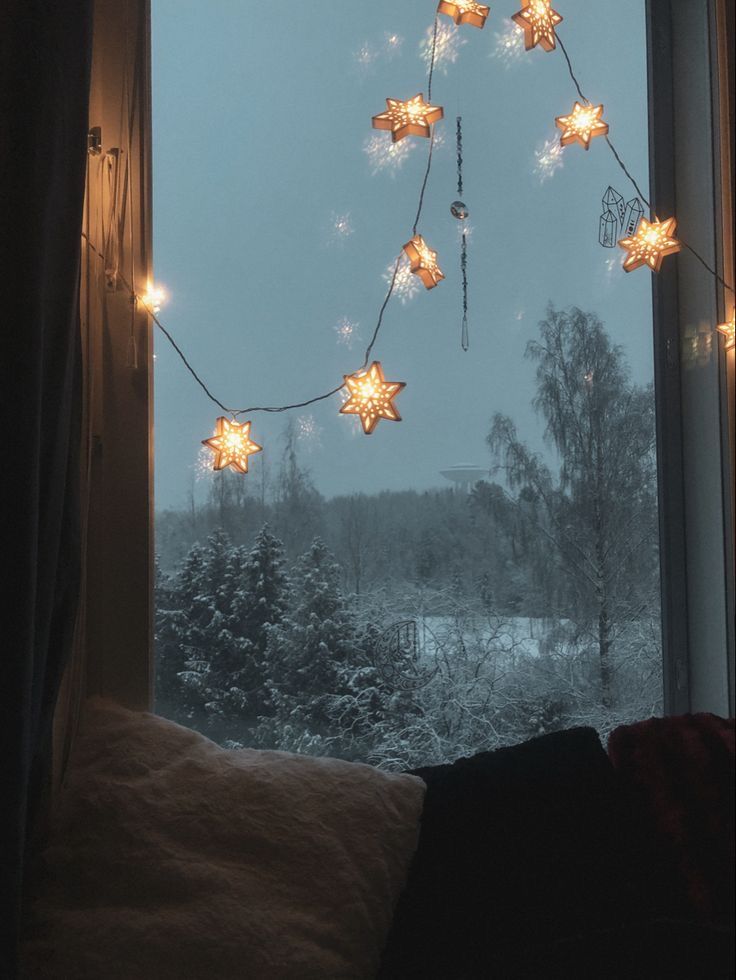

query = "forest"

[155,306,663,768]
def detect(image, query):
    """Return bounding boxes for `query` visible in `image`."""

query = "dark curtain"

[0,2,93,975]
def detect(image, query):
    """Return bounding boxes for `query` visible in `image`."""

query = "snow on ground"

[405,616,562,663]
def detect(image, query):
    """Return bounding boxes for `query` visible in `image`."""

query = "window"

[79,0,731,765]
[150,0,670,768]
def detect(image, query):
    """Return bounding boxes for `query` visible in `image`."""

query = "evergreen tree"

[173,529,247,737]
[157,526,290,743]
[260,538,379,755]
[232,524,291,720]
[154,556,185,717]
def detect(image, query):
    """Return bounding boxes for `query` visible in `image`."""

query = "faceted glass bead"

[450,200,469,220]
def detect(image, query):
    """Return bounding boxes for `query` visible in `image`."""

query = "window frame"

[648,0,735,716]
[76,0,734,719]
[81,0,154,711]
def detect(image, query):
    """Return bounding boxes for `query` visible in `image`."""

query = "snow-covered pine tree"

[172,530,247,738]
[156,525,291,745]
[260,537,385,758]
[230,524,291,723]
[154,546,209,727]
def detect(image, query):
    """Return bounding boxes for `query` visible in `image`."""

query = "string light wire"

[555,33,734,295]
[83,14,443,419]
[82,9,733,429]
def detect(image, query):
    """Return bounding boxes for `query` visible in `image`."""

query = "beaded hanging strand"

[452,116,470,351]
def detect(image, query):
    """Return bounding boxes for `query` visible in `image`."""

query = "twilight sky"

[152,0,652,510]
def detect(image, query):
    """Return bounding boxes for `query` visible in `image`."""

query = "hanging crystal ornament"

[451,200,469,219]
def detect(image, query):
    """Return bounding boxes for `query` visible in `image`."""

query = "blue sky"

[152,0,652,509]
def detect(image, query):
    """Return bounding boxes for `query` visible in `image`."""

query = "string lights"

[371,94,444,142]
[202,417,263,473]
[555,102,609,150]
[618,217,681,274]
[81,2,735,476]
[437,0,490,29]
[403,234,445,289]
[511,0,563,52]
[339,361,406,434]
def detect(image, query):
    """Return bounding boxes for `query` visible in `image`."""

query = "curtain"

[0,2,93,974]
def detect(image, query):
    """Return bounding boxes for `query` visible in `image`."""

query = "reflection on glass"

[682,322,713,370]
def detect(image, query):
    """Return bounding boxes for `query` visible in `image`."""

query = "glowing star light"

[717,311,735,350]
[403,234,445,289]
[555,102,609,150]
[139,283,167,315]
[339,361,405,435]
[202,417,263,473]
[618,217,681,273]
[372,94,444,143]
[511,0,563,52]
[438,0,490,29]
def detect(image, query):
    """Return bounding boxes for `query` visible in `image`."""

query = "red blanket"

[608,712,735,917]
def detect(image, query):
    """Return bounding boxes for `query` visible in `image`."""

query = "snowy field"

[407,615,559,663]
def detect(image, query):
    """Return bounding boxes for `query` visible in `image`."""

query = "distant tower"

[440,463,487,494]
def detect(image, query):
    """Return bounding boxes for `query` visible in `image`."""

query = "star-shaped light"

[339,361,405,435]
[717,311,735,350]
[202,417,263,473]
[618,217,681,273]
[438,0,491,29]
[403,234,445,289]
[139,283,167,315]
[372,94,444,143]
[511,0,563,52]
[555,102,609,150]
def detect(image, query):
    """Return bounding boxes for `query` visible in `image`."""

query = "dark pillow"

[380,727,648,979]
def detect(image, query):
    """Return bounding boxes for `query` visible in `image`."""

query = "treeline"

[156,478,538,615]
[156,524,662,768]
[155,306,664,759]
[156,526,419,761]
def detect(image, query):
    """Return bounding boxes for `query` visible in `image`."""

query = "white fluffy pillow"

[23,699,425,979]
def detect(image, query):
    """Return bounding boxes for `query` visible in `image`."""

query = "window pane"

[153,0,663,766]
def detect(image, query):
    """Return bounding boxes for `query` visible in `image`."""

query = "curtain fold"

[0,2,93,975]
